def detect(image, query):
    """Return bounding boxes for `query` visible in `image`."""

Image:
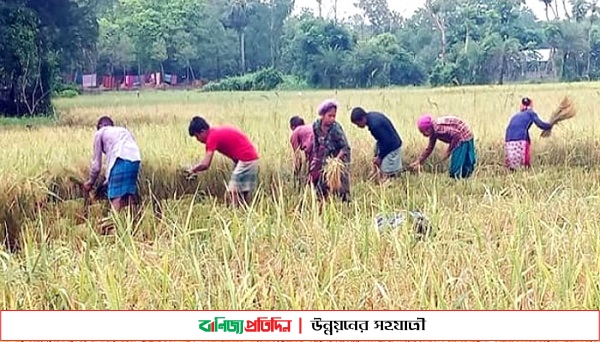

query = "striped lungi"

[228,159,259,193]
[375,144,402,176]
[107,157,141,200]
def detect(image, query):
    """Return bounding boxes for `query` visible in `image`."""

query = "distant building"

[523,48,555,79]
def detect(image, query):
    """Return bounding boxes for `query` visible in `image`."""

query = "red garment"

[524,140,531,167]
[205,126,259,162]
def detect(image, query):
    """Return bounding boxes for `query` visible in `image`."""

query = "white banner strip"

[1,311,598,341]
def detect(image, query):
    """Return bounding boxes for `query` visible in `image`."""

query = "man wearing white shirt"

[83,116,142,213]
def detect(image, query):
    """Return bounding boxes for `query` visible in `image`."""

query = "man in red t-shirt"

[187,116,260,206]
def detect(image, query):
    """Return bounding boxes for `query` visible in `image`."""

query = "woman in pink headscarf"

[409,114,477,179]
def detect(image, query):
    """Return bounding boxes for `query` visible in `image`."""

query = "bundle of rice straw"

[541,96,576,138]
[322,156,345,191]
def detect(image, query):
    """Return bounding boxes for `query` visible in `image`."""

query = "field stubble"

[1,84,600,310]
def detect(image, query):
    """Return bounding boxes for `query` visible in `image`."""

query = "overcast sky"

[293,0,553,21]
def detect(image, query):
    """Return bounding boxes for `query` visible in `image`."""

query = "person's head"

[317,99,338,126]
[350,107,368,128]
[289,116,305,131]
[96,116,114,130]
[188,116,210,143]
[417,114,435,137]
[521,97,533,111]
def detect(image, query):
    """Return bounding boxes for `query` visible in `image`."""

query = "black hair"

[350,107,367,123]
[290,116,305,128]
[521,97,532,106]
[96,116,114,130]
[188,116,210,136]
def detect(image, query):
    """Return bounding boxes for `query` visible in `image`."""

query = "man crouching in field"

[187,116,260,207]
[350,107,403,182]
[83,116,142,215]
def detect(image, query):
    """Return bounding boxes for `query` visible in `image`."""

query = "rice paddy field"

[1,82,600,311]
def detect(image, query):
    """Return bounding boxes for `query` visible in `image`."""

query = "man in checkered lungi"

[187,116,260,207]
[83,116,142,214]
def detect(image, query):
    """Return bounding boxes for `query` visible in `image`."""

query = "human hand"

[372,157,381,166]
[183,165,199,180]
[83,181,93,192]
[409,161,422,172]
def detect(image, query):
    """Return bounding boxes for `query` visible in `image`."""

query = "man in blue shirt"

[350,107,403,181]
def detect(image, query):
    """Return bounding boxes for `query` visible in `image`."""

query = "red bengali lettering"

[273,318,292,332]
[259,317,274,332]
[244,317,293,333]
[244,318,259,332]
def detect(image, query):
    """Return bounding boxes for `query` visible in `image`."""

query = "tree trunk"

[137,59,142,89]
[333,0,337,23]
[216,46,221,79]
[428,11,446,63]
[587,20,593,79]
[270,3,275,67]
[316,0,322,17]
[110,62,115,90]
[440,23,447,63]
[561,0,570,20]
[561,51,568,79]
[239,31,246,73]
[498,52,506,85]
[464,26,469,53]
[122,67,126,91]
[189,63,196,81]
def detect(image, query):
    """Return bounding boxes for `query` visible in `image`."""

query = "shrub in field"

[202,68,284,92]
[277,75,310,90]
[252,67,284,90]
[53,82,82,96]
[57,89,79,98]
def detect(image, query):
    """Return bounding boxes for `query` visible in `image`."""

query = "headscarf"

[317,99,338,116]
[417,114,434,131]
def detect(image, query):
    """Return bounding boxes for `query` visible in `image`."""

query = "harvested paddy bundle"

[322,156,345,191]
[541,96,576,138]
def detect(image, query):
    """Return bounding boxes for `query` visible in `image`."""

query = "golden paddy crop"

[1,83,600,310]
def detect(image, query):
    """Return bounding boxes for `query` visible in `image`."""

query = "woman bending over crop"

[409,114,476,179]
[289,115,314,184]
[504,97,553,170]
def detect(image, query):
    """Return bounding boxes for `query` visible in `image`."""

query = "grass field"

[1,82,600,310]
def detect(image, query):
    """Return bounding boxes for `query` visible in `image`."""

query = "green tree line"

[2,0,600,116]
